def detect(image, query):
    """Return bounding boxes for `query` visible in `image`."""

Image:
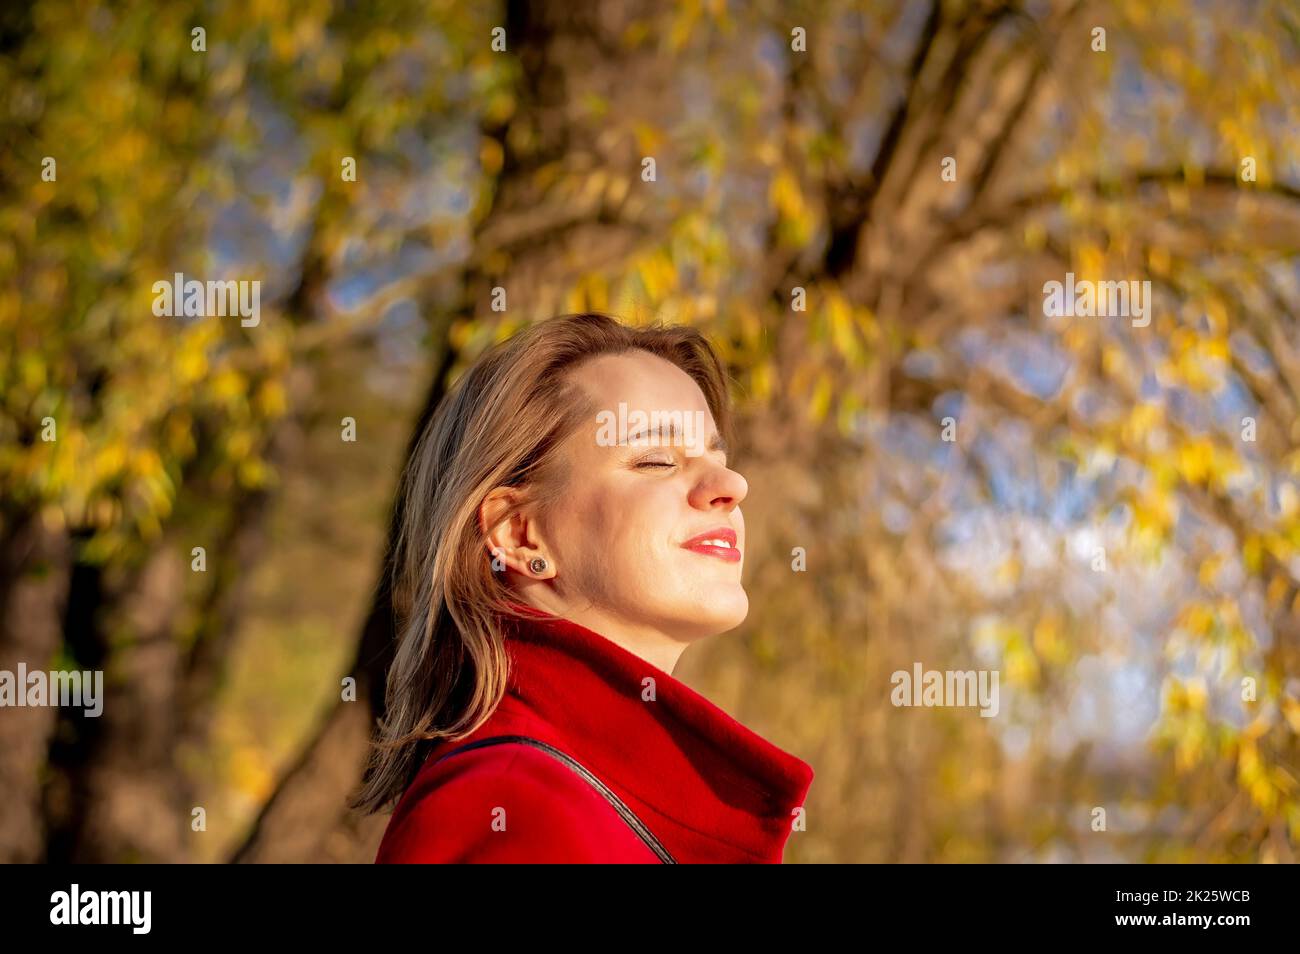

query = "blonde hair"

[352,312,734,813]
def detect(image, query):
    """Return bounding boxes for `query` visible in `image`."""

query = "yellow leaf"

[809,373,832,423]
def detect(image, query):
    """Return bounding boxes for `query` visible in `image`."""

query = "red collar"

[492,603,814,862]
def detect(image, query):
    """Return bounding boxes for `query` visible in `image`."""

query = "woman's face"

[538,350,749,641]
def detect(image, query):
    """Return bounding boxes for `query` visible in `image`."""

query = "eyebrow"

[625,424,727,454]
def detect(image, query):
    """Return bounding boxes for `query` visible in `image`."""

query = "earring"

[529,557,548,575]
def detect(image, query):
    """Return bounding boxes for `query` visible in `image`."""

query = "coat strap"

[432,734,677,863]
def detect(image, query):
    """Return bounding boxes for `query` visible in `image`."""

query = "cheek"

[552,480,673,585]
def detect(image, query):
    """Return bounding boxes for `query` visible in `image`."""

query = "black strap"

[432,734,677,863]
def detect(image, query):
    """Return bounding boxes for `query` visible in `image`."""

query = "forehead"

[568,350,711,414]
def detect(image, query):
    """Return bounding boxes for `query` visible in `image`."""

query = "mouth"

[680,526,741,564]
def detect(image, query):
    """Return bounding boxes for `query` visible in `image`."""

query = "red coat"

[375,606,813,863]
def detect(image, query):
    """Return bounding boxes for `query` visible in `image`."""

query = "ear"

[478,486,556,580]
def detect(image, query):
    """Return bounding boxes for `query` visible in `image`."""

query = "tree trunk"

[0,510,70,862]
[233,0,670,862]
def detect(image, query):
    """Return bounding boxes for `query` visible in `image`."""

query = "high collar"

[493,603,814,863]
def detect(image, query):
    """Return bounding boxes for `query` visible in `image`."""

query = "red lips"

[680,526,741,563]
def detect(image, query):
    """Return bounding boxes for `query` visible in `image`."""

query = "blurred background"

[2,0,1299,863]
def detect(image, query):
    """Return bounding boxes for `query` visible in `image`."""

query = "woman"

[361,312,813,863]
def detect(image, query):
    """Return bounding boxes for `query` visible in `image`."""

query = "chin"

[684,584,749,638]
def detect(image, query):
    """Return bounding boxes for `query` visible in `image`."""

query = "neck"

[513,588,688,675]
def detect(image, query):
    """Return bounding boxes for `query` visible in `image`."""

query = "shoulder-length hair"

[352,312,734,813]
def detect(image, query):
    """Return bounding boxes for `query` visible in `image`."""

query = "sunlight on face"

[541,350,749,641]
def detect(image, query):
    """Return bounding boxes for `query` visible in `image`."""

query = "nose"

[689,461,748,512]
